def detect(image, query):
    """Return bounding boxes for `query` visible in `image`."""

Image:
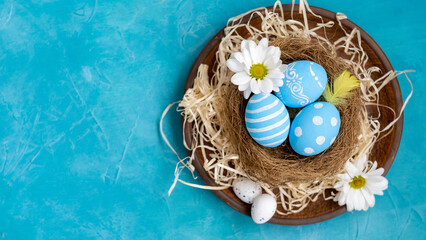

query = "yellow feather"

[323,70,359,105]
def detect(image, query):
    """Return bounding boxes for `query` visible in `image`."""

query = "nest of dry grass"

[221,37,362,186]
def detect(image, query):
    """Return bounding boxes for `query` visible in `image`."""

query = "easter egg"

[275,60,327,108]
[289,102,340,156]
[233,178,262,204]
[245,93,290,147]
[251,194,277,224]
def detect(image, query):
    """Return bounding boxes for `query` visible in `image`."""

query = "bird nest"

[224,37,362,185]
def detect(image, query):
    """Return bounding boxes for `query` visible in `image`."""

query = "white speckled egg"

[275,60,327,108]
[232,178,262,204]
[289,102,340,156]
[251,194,277,224]
[245,93,290,148]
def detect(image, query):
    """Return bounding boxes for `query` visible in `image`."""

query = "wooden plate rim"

[182,5,404,225]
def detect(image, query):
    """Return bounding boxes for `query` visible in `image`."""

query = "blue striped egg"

[245,94,290,147]
[275,60,327,108]
[289,102,340,156]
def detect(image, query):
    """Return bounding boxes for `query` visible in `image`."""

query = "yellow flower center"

[249,63,268,80]
[349,175,366,189]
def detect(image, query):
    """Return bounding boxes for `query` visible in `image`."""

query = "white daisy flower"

[333,155,389,211]
[226,38,286,99]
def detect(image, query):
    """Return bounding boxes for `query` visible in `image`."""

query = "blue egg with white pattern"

[245,93,290,148]
[275,60,327,108]
[289,102,340,156]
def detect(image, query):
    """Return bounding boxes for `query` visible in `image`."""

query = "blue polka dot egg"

[289,102,340,156]
[245,93,290,148]
[275,60,327,108]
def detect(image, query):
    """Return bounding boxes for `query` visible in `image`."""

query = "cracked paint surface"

[0,0,424,239]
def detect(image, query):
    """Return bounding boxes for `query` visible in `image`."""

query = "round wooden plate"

[182,5,403,225]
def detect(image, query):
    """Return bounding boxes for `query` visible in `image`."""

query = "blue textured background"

[0,0,424,239]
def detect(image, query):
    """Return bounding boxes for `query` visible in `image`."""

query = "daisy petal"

[362,203,369,211]
[267,69,285,79]
[338,191,346,206]
[372,190,384,196]
[346,189,354,211]
[258,38,268,49]
[366,168,384,177]
[334,181,345,189]
[264,57,276,70]
[353,190,365,211]
[366,180,388,192]
[238,81,250,91]
[231,72,251,85]
[367,175,387,184]
[370,161,378,171]
[361,188,375,207]
[241,40,248,51]
[265,46,276,63]
[250,78,260,94]
[280,64,288,72]
[243,88,251,99]
[269,78,284,87]
[275,79,284,87]
[226,59,244,72]
[337,173,351,181]
[257,38,268,62]
[260,78,273,94]
[346,161,361,177]
[242,48,252,67]
[248,40,258,63]
[342,183,350,193]
[271,46,281,61]
[231,52,245,64]
[333,192,340,202]
[355,154,368,170]
[353,190,360,210]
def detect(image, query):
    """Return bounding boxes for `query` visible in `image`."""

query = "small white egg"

[232,178,262,204]
[251,194,277,224]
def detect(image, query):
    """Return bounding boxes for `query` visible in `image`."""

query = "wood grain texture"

[182,5,403,225]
